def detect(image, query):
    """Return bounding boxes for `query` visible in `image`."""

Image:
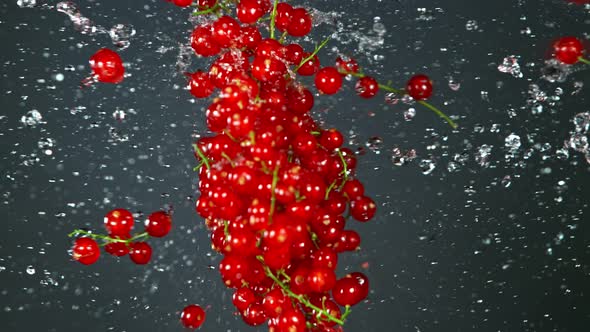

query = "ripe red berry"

[552,36,585,64]
[349,196,376,222]
[232,287,257,311]
[306,266,336,293]
[181,304,206,329]
[173,0,193,7]
[236,0,267,24]
[275,2,293,31]
[297,53,320,76]
[104,235,130,257]
[211,16,241,48]
[242,303,267,326]
[89,48,125,84]
[319,129,343,150]
[332,276,367,306]
[315,67,343,95]
[189,70,215,98]
[197,0,217,9]
[191,25,221,57]
[287,8,312,37]
[251,56,287,82]
[284,43,304,64]
[342,179,364,199]
[129,242,152,265]
[145,211,172,237]
[355,76,379,98]
[335,56,359,74]
[406,74,433,100]
[104,208,134,237]
[72,237,100,265]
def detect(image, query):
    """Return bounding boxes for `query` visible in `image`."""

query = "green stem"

[340,70,458,129]
[192,3,220,16]
[325,179,338,200]
[336,149,349,191]
[192,144,211,170]
[257,257,346,326]
[221,152,235,166]
[68,229,149,243]
[279,31,288,43]
[269,0,279,39]
[578,56,590,65]
[193,162,204,172]
[269,164,280,220]
[295,37,331,72]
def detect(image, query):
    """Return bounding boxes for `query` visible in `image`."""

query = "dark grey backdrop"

[1,0,589,331]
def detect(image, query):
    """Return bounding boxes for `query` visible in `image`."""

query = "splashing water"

[497,55,523,78]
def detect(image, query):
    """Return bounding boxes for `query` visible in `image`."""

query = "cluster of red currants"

[174,0,381,330]
[70,209,172,265]
[551,36,589,65]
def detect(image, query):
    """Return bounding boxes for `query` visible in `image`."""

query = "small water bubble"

[26,266,35,275]
[447,161,460,172]
[475,144,493,167]
[70,105,86,115]
[391,147,416,166]
[113,109,126,121]
[448,77,461,91]
[501,175,512,188]
[541,59,572,83]
[384,92,400,105]
[419,158,436,175]
[20,109,43,126]
[569,133,588,152]
[404,108,416,121]
[504,133,521,152]
[465,20,478,31]
[571,81,584,95]
[401,94,415,105]
[573,112,590,133]
[109,23,136,50]
[366,136,383,154]
[497,55,523,78]
[17,0,37,8]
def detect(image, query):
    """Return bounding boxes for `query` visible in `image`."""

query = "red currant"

[104,208,134,237]
[173,0,193,7]
[355,76,379,98]
[89,48,125,84]
[145,211,172,237]
[211,16,241,48]
[287,8,312,37]
[406,74,433,100]
[552,36,585,64]
[129,242,152,265]
[237,0,267,24]
[349,196,376,222]
[181,304,206,329]
[315,67,343,95]
[189,70,215,98]
[72,237,100,265]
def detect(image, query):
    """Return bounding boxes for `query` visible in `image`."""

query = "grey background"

[1,0,590,331]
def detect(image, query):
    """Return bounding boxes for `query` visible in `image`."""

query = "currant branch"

[68,229,149,244]
[295,37,331,72]
[269,164,280,220]
[341,70,458,129]
[256,256,348,326]
[192,144,211,170]
[336,149,349,190]
[579,56,590,65]
[269,0,280,39]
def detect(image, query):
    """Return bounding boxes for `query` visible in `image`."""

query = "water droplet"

[366,136,383,154]
[419,158,436,175]
[26,266,35,275]
[109,23,136,50]
[568,133,588,152]
[504,133,521,152]
[540,59,571,83]
[501,175,512,188]
[573,112,590,133]
[497,55,523,78]
[475,144,493,167]
[448,77,461,91]
[17,0,37,8]
[465,20,478,31]
[20,109,43,126]
[404,108,416,121]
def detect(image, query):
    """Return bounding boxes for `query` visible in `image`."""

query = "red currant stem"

[578,56,590,65]
[68,229,149,243]
[295,37,331,72]
[192,3,220,16]
[279,31,288,43]
[248,131,256,145]
[310,231,320,249]
[221,152,235,166]
[325,179,338,200]
[192,144,211,170]
[269,0,279,39]
[336,149,349,190]
[193,162,204,172]
[256,256,347,326]
[341,305,352,321]
[223,130,238,142]
[278,270,291,282]
[223,220,230,238]
[310,131,320,136]
[341,70,458,129]
[269,164,280,220]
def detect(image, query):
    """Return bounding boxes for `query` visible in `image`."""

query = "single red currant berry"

[232,287,257,311]
[342,179,364,199]
[552,36,585,64]
[349,196,377,222]
[275,2,293,31]
[297,53,320,76]
[242,303,267,326]
[332,277,367,306]
[197,0,217,9]
[191,25,221,57]
[129,242,152,265]
[310,247,338,270]
[335,55,359,74]
[355,76,379,98]
[277,308,307,331]
[319,129,343,150]
[181,304,206,329]
[283,43,304,64]
[173,0,193,7]
[211,16,241,48]
[189,70,215,98]
[237,0,266,24]
[306,266,336,293]
[89,48,125,84]
[406,74,433,100]
[72,237,100,265]
[145,210,172,237]
[315,67,343,95]
[251,56,287,82]
[287,8,312,37]
[104,208,134,237]
[262,288,287,318]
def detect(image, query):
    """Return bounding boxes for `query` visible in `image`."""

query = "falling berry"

[552,36,585,64]
[72,237,100,265]
[89,48,125,84]
[129,242,152,265]
[315,67,343,95]
[104,208,134,237]
[406,74,433,100]
[145,211,172,237]
[355,76,379,99]
[181,304,206,329]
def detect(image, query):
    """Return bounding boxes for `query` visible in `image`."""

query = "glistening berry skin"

[552,36,585,64]
[89,48,125,84]
[406,74,433,100]
[181,304,206,329]
[72,237,100,265]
